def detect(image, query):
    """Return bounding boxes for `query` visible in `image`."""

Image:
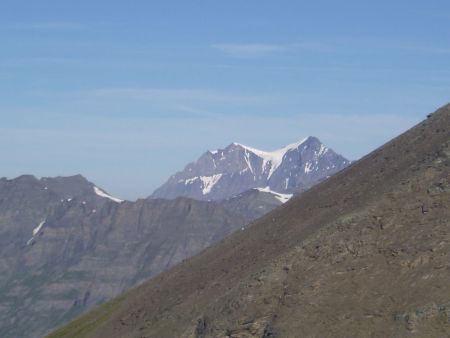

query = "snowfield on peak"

[234,138,309,178]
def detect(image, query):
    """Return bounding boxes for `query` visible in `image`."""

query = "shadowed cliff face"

[0,175,285,338]
[47,104,450,338]
[0,175,117,337]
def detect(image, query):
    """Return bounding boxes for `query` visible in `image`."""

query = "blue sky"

[1,1,449,199]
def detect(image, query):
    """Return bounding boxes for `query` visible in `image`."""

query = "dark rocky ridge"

[0,175,285,338]
[151,136,350,201]
[48,104,450,338]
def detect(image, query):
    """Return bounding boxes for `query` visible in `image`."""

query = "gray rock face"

[151,136,350,201]
[0,175,114,278]
[0,175,283,338]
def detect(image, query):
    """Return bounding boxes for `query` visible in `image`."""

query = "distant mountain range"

[0,136,350,337]
[151,136,350,200]
[0,175,286,338]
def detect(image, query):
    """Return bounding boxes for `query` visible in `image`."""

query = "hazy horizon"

[1,1,449,199]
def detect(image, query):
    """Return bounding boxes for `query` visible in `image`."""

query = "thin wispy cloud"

[409,45,450,55]
[14,57,81,65]
[311,36,450,56]
[9,21,87,30]
[89,88,269,105]
[211,43,287,58]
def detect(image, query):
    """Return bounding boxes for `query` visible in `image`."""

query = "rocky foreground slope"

[48,104,450,338]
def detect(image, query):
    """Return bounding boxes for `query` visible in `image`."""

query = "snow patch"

[184,177,198,185]
[200,174,223,194]
[93,186,123,203]
[255,186,293,203]
[33,220,45,236]
[235,138,308,178]
[27,220,46,246]
[304,161,313,173]
[318,144,328,156]
[243,149,254,174]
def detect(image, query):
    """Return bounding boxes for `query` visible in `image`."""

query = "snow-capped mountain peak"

[232,137,310,178]
[151,136,350,201]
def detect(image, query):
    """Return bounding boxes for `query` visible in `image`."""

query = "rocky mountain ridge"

[0,174,285,338]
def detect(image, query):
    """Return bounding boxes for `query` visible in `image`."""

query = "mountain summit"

[151,136,350,200]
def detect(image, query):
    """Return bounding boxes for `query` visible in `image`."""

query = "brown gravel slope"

[48,104,450,338]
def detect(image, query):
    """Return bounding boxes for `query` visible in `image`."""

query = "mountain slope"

[49,104,450,338]
[0,174,120,278]
[0,177,285,338]
[151,136,350,201]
